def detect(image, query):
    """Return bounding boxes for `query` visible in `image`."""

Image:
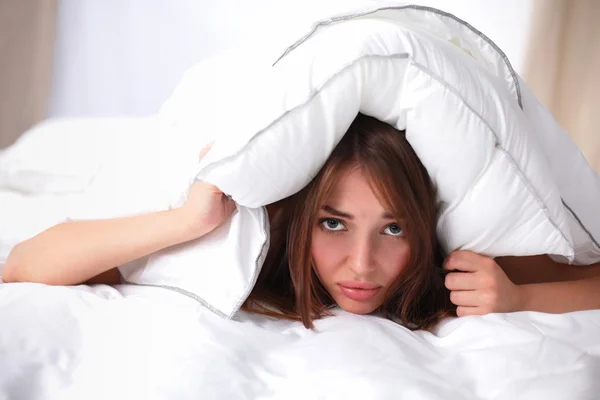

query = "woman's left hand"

[444,250,525,317]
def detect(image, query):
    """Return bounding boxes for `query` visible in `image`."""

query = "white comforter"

[0,185,598,398]
[2,186,598,399]
[1,119,600,399]
[1,282,599,400]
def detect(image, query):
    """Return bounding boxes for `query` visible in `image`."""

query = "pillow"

[121,2,600,319]
[0,117,154,195]
[0,119,100,194]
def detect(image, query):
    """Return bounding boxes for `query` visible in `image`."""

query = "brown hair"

[242,113,456,330]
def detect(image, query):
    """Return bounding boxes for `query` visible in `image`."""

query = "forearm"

[3,208,195,285]
[519,277,600,313]
[498,255,600,284]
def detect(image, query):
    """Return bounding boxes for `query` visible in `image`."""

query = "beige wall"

[0,0,57,149]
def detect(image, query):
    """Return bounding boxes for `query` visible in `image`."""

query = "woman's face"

[311,167,411,314]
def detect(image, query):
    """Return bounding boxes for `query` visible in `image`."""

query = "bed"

[1,281,600,399]
[1,117,600,400]
[3,2,600,397]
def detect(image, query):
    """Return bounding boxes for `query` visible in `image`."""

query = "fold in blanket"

[143,2,600,317]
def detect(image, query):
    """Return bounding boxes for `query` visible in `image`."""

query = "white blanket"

[148,1,600,318]
[1,282,599,400]
[1,123,599,397]
[3,141,596,399]
[2,4,600,398]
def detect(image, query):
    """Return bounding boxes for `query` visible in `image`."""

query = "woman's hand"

[178,143,237,240]
[444,250,525,317]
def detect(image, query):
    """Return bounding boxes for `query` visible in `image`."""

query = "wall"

[48,0,534,117]
[0,0,57,148]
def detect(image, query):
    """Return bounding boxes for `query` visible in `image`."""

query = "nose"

[348,235,376,274]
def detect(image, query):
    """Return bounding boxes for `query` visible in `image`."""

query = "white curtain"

[48,0,535,118]
[48,0,325,118]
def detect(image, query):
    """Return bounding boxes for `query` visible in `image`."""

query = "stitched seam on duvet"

[232,205,270,317]
[197,53,409,180]
[410,60,573,254]
[273,4,523,109]
[199,52,571,255]
[561,199,600,251]
[120,208,270,320]
[120,279,229,319]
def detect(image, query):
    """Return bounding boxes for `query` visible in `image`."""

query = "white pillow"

[0,119,100,194]
[122,2,600,319]
[0,117,154,195]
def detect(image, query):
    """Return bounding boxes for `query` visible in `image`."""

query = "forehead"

[324,167,387,212]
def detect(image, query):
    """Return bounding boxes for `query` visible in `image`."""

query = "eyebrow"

[321,205,396,220]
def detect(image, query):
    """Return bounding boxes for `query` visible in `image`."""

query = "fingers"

[452,292,493,316]
[443,250,479,272]
[445,272,479,290]
[445,251,503,318]
[199,141,215,161]
[449,289,479,306]
[444,250,494,272]
[194,180,222,195]
[222,194,237,214]
[197,142,235,209]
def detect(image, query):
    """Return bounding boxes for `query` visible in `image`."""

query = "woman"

[4,114,600,330]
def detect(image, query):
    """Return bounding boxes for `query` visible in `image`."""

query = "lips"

[338,281,382,301]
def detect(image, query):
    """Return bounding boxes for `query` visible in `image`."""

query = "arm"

[445,252,600,316]
[497,255,600,313]
[518,277,600,313]
[3,178,237,286]
[3,208,197,285]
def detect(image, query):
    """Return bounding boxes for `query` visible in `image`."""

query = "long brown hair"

[242,113,456,330]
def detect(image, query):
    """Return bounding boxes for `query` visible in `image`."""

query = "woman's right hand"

[178,143,237,240]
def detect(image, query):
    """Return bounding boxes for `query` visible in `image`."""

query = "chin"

[336,299,380,315]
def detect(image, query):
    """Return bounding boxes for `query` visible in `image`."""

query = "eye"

[383,223,404,237]
[320,218,346,231]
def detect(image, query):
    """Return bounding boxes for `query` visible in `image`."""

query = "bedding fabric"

[0,116,164,274]
[129,1,600,318]
[1,282,599,400]
[1,2,600,399]
[0,117,156,196]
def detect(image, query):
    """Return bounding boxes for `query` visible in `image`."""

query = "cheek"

[376,239,411,280]
[311,231,347,278]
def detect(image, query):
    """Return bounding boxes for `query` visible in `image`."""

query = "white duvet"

[2,2,600,399]
[1,282,600,400]
[2,174,599,399]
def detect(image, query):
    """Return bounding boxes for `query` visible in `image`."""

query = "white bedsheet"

[1,282,599,400]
